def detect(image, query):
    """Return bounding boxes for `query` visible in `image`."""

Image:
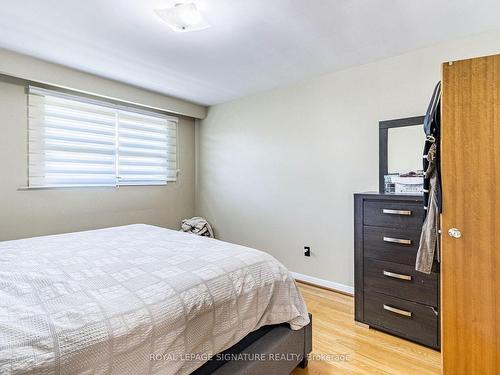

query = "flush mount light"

[155,2,210,33]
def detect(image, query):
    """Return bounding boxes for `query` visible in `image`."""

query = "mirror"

[379,116,426,193]
[387,125,426,174]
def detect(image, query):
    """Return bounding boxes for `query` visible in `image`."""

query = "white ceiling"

[1,0,500,106]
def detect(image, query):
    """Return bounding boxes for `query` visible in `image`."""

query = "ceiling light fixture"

[155,2,210,33]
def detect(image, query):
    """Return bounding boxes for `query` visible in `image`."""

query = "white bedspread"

[0,224,309,374]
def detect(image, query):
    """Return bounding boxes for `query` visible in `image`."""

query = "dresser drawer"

[364,258,438,306]
[364,291,438,348]
[363,200,424,229]
[363,226,421,265]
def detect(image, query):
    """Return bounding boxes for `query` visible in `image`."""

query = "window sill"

[17,183,175,191]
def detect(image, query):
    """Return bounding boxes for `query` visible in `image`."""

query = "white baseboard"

[291,271,354,295]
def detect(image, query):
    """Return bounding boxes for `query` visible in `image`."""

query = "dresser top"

[354,191,424,201]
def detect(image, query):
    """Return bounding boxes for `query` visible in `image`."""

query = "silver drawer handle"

[382,209,412,216]
[383,304,412,317]
[383,236,412,245]
[383,270,412,281]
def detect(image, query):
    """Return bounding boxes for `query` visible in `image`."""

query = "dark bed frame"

[194,314,312,374]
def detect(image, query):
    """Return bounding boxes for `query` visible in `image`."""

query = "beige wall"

[197,29,500,289]
[0,48,207,119]
[0,78,196,240]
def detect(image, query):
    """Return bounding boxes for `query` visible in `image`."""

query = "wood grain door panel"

[441,55,500,374]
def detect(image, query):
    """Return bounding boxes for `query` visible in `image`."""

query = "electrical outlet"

[304,246,311,257]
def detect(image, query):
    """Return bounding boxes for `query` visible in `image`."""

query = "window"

[28,87,178,188]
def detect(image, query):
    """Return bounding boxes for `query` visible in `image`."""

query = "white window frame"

[27,86,179,188]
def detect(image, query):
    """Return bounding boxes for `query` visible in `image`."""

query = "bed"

[0,224,311,374]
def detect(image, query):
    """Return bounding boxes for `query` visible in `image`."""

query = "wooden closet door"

[441,55,500,374]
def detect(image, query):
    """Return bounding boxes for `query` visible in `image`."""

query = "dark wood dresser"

[354,192,440,350]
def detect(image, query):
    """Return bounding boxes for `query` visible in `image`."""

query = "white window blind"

[117,110,178,185]
[28,87,178,188]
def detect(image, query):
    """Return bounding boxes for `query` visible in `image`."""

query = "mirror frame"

[379,115,425,193]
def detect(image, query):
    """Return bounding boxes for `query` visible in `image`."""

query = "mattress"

[0,224,309,374]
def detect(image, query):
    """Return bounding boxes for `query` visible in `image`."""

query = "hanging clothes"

[416,143,440,273]
[416,82,441,274]
[422,82,441,213]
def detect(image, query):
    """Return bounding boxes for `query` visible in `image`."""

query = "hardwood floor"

[292,282,441,375]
